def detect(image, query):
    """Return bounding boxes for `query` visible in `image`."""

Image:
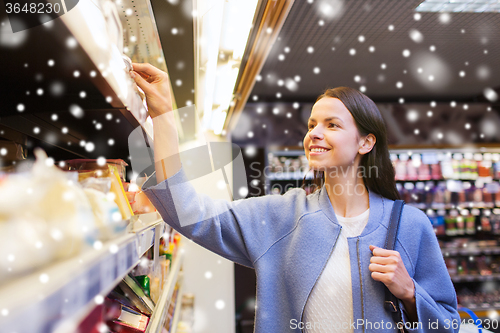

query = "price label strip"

[117,245,128,277]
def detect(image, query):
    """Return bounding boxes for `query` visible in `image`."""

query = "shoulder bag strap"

[384,199,407,333]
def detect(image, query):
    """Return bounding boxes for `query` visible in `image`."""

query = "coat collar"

[317,185,387,236]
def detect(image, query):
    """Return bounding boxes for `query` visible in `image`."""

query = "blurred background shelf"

[442,246,500,256]
[451,273,500,283]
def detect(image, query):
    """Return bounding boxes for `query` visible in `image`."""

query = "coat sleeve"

[399,207,460,333]
[141,166,303,268]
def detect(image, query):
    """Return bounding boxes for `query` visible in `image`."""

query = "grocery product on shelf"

[176,294,195,333]
[73,228,184,332]
[105,298,150,333]
[61,159,128,182]
[0,149,98,282]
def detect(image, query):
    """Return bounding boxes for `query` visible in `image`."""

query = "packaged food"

[0,149,97,282]
[61,159,128,182]
[109,165,134,220]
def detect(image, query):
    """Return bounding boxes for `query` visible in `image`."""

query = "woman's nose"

[309,126,324,140]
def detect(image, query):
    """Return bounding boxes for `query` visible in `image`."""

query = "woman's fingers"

[369,245,393,257]
[131,62,163,76]
[130,71,151,94]
[369,263,395,273]
[369,256,393,265]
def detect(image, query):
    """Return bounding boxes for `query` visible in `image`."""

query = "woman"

[131,63,459,332]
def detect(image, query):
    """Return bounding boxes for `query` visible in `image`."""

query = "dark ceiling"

[249,0,500,103]
[231,0,500,148]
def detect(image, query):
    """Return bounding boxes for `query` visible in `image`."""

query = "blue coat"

[143,167,459,332]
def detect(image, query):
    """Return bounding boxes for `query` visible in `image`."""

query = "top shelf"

[0,214,165,333]
[0,0,175,157]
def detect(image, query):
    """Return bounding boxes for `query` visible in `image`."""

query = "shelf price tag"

[61,273,87,316]
[101,255,116,289]
[117,246,128,277]
[127,241,138,267]
[86,265,101,302]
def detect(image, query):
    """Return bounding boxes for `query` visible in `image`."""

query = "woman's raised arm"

[130,63,181,183]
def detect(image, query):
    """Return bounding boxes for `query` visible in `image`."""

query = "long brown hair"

[303,87,400,201]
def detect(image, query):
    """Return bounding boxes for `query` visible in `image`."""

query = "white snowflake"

[69,104,84,118]
[85,142,95,152]
[439,13,451,24]
[409,29,423,43]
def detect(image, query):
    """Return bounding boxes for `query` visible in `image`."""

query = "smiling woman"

[135,63,460,333]
[306,87,400,202]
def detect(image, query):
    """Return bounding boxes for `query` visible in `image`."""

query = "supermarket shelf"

[0,219,163,333]
[442,247,500,256]
[58,0,158,134]
[459,304,500,320]
[451,273,500,283]
[407,203,500,211]
[396,177,499,182]
[267,171,313,180]
[145,249,185,333]
[169,283,185,333]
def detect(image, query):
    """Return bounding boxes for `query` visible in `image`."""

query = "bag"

[383,200,407,333]
[384,203,490,333]
[458,306,488,333]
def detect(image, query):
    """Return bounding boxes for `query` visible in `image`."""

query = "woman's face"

[303,97,363,172]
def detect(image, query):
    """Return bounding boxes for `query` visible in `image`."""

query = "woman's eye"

[308,124,314,129]
[329,123,336,128]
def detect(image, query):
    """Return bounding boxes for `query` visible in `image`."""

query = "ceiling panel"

[249,0,500,102]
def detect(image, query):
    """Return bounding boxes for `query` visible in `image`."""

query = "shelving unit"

[169,282,185,333]
[0,0,178,160]
[0,0,191,331]
[145,250,184,333]
[0,215,164,333]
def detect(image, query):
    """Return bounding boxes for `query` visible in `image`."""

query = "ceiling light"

[415,0,500,13]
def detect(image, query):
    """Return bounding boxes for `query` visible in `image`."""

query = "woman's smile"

[309,145,331,155]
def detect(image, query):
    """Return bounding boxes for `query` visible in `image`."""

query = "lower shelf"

[169,283,185,333]
[145,249,184,333]
[0,220,163,333]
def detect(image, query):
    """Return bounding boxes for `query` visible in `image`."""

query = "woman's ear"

[359,134,376,155]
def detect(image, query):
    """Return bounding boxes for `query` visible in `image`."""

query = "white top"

[303,208,370,333]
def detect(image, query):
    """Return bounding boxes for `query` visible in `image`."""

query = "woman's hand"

[368,245,415,301]
[369,245,418,323]
[130,63,173,118]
